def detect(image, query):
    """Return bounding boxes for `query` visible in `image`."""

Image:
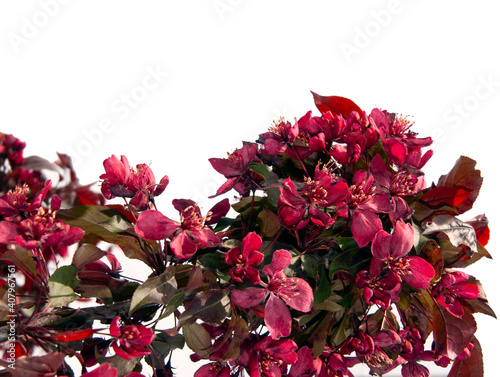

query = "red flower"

[398,328,435,377]
[259,117,301,156]
[127,163,169,210]
[297,111,346,153]
[209,143,263,197]
[346,171,392,247]
[0,132,26,167]
[355,266,401,310]
[194,361,231,377]
[100,155,169,210]
[0,197,84,254]
[232,249,313,339]
[327,111,380,166]
[100,155,132,199]
[371,220,434,289]
[315,351,358,377]
[432,271,479,318]
[278,164,348,231]
[369,154,425,223]
[346,331,395,369]
[239,336,298,377]
[225,231,264,284]
[0,180,51,219]
[370,109,432,167]
[81,363,118,377]
[109,317,154,360]
[135,199,226,259]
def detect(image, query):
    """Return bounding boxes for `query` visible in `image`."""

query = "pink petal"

[189,227,220,247]
[135,210,178,240]
[153,175,170,196]
[170,231,197,259]
[232,287,267,308]
[371,230,392,260]
[205,198,230,225]
[404,257,435,289]
[225,246,241,265]
[451,282,479,300]
[384,139,408,166]
[109,317,121,337]
[211,177,239,197]
[265,293,291,339]
[390,220,414,259]
[242,232,263,255]
[279,277,313,312]
[271,249,292,273]
[352,210,382,247]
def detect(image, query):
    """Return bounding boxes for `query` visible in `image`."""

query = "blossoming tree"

[0,93,494,377]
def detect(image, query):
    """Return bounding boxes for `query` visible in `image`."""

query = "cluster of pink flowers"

[0,93,493,377]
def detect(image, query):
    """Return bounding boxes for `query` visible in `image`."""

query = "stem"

[261,229,283,254]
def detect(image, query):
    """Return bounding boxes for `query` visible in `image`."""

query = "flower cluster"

[0,93,493,377]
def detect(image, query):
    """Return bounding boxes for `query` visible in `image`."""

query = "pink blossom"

[135,199,227,259]
[232,249,313,339]
[225,231,264,284]
[109,317,154,360]
[371,220,434,289]
[432,271,479,318]
[346,171,392,247]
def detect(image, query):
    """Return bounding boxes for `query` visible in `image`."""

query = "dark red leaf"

[421,186,469,207]
[51,328,96,342]
[433,304,477,359]
[7,352,66,377]
[447,336,483,377]
[311,91,363,118]
[437,156,483,214]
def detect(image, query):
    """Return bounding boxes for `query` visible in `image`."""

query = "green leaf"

[222,314,249,360]
[129,267,178,315]
[313,266,331,304]
[328,246,371,278]
[257,208,281,238]
[179,289,230,325]
[311,312,335,357]
[77,284,113,304]
[198,252,226,272]
[48,265,80,308]
[102,355,140,376]
[57,205,150,264]
[182,322,213,359]
[0,246,38,280]
[313,296,344,313]
[71,244,106,269]
[146,333,185,369]
[159,291,185,320]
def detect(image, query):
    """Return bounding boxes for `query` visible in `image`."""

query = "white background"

[1,1,498,376]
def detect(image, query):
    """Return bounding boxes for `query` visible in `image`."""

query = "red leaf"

[311,91,363,118]
[447,336,483,377]
[51,328,96,342]
[437,156,483,214]
[421,186,469,207]
[6,352,66,377]
[465,214,490,246]
[433,304,477,359]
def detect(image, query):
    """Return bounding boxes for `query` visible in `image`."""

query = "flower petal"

[170,231,198,259]
[135,210,178,240]
[265,293,292,339]
[352,210,382,247]
[232,287,267,308]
